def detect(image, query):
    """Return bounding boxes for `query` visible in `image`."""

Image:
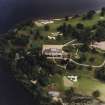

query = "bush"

[66,62,76,70]
[82,10,96,20]
[89,57,95,62]
[92,90,100,98]
[65,16,69,21]
[76,23,84,29]
[100,7,105,16]
[44,25,50,31]
[95,67,105,81]
[11,36,29,46]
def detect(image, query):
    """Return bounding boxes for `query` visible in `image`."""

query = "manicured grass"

[48,68,105,101]
[49,74,65,91]
[48,13,105,31]
[77,76,105,101]
[73,69,105,101]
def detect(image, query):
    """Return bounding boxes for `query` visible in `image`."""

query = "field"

[73,69,105,101]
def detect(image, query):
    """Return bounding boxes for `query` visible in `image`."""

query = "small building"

[48,36,56,40]
[48,91,60,97]
[42,45,68,59]
[67,76,78,82]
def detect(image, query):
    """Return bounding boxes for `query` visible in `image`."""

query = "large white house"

[42,45,68,59]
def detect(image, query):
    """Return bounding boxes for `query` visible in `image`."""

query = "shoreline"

[0,8,101,37]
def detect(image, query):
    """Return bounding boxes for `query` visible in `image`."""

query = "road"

[70,59,105,68]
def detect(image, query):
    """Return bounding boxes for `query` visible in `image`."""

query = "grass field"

[73,69,105,101]
[49,74,65,91]
[47,69,105,101]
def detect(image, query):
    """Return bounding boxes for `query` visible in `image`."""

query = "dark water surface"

[0,0,105,105]
[0,57,35,105]
[0,0,105,34]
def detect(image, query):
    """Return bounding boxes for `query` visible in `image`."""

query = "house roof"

[42,45,63,53]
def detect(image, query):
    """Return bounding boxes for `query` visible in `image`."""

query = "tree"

[77,53,86,63]
[34,29,40,40]
[51,101,62,105]
[97,20,105,27]
[66,62,76,70]
[76,23,84,29]
[57,23,73,37]
[44,24,50,31]
[73,28,92,43]
[60,59,68,65]
[64,87,75,103]
[95,26,105,41]
[63,45,74,53]
[89,57,95,63]
[67,24,73,33]
[79,44,90,52]
[92,90,100,98]
[72,14,80,18]
[65,16,69,21]
[95,67,105,81]
[11,36,29,46]
[57,23,67,36]
[82,10,95,20]
[100,7,105,16]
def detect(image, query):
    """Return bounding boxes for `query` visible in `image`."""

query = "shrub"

[92,90,100,98]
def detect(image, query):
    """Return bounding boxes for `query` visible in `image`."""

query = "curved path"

[54,40,105,69]
[53,57,105,70]
[53,57,66,69]
[70,59,105,68]
[63,39,77,47]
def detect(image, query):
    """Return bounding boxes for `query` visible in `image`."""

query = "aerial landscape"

[1,0,105,105]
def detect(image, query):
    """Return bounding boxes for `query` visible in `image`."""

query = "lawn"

[76,75,105,101]
[46,66,105,101]
[48,13,105,31]
[73,69,105,102]
[47,68,105,101]
[49,74,65,91]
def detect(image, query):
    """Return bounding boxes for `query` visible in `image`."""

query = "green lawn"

[72,69,105,101]
[49,74,65,91]
[49,13,105,31]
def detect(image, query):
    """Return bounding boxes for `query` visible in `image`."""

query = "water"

[0,57,35,105]
[0,0,105,105]
[0,0,105,34]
